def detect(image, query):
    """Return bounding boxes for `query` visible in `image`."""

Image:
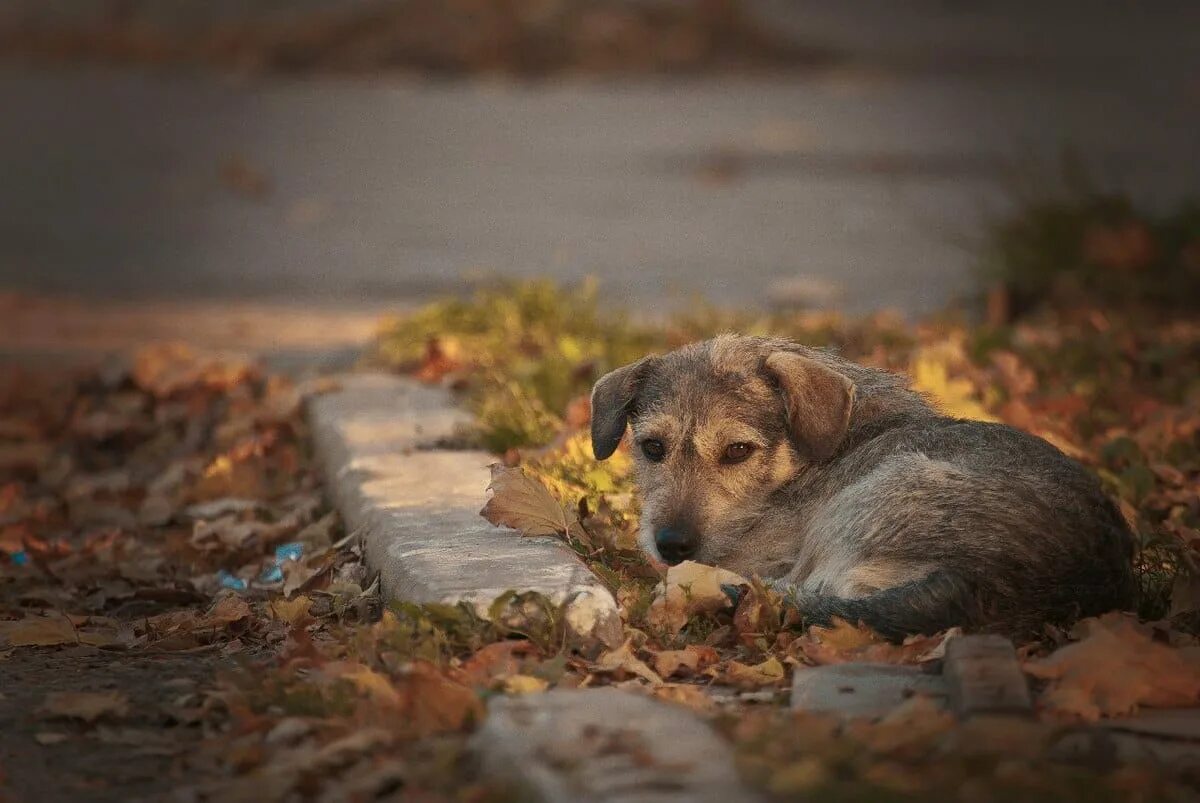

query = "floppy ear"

[763,351,856,462]
[590,356,656,460]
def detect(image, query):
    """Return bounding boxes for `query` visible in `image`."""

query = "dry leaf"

[202,594,252,627]
[594,639,663,685]
[339,664,403,707]
[651,645,718,679]
[651,683,718,714]
[455,640,536,688]
[502,674,549,694]
[0,614,77,647]
[848,695,955,755]
[794,618,950,666]
[480,464,578,538]
[132,343,254,398]
[401,662,483,734]
[41,691,130,723]
[720,656,786,689]
[910,344,996,422]
[646,560,748,634]
[34,732,69,745]
[270,596,312,627]
[1023,612,1200,721]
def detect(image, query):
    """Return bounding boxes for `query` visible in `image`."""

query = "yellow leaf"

[722,656,786,689]
[339,664,403,707]
[910,346,996,422]
[502,674,549,694]
[270,596,312,626]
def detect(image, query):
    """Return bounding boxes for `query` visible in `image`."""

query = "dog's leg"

[774,570,980,641]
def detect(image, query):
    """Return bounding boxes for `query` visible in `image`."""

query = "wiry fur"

[591,335,1136,640]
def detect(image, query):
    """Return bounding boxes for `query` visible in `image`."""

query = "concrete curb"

[473,688,763,803]
[307,373,622,648]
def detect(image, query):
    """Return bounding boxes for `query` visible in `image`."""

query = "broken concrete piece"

[473,688,761,803]
[791,662,948,719]
[943,634,1032,717]
[308,374,622,648]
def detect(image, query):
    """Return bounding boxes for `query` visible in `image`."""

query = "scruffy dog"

[590,335,1135,639]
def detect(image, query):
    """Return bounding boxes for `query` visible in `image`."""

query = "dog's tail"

[785,571,982,641]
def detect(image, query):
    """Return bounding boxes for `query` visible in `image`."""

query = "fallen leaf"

[794,618,950,666]
[646,560,748,634]
[720,656,787,689]
[651,645,719,679]
[270,596,312,626]
[848,695,954,754]
[651,683,718,714]
[594,640,663,685]
[34,732,69,745]
[401,662,483,734]
[479,464,578,538]
[910,344,996,422]
[502,674,549,694]
[1023,612,1200,721]
[40,691,130,723]
[202,594,252,627]
[0,614,77,647]
[132,343,255,398]
[339,663,403,707]
[455,640,536,687]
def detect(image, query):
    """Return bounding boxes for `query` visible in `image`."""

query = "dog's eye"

[722,442,756,464]
[641,439,666,462]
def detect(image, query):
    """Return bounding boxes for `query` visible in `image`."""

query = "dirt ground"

[0,649,227,802]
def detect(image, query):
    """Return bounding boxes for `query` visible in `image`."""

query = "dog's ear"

[590,356,657,460]
[763,351,856,462]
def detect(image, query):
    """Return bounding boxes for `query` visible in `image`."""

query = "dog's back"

[784,417,1136,637]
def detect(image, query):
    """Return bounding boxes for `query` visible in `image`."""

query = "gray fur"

[590,335,1136,640]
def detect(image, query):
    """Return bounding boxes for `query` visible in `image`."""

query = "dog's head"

[591,335,855,569]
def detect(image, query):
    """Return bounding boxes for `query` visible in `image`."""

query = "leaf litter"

[4,280,1200,801]
[390,281,1200,800]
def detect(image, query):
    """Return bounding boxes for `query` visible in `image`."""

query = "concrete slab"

[473,688,761,803]
[943,634,1032,718]
[791,662,947,719]
[307,373,622,648]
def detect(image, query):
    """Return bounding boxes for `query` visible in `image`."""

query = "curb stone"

[473,688,763,803]
[306,373,622,648]
[791,635,1031,719]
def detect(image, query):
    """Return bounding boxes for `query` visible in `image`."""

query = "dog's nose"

[655,527,698,564]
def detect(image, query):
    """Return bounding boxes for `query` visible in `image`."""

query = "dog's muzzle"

[654,526,698,565]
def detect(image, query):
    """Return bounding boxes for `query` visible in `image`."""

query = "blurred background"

[1,0,1198,367]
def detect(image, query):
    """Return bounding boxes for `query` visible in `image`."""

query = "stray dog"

[590,335,1136,638]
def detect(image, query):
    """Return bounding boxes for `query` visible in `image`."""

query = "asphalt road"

[1,2,1197,318]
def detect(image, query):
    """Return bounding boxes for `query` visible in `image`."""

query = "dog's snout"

[655,527,698,564]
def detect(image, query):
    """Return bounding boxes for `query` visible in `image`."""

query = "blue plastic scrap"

[217,569,248,591]
[258,542,304,584]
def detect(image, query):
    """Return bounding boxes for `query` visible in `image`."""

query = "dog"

[590,334,1136,639]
